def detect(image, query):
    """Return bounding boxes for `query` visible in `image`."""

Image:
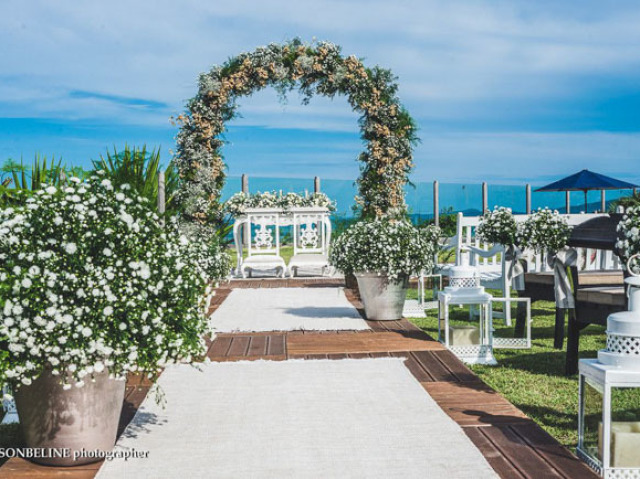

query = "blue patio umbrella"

[535,169,638,213]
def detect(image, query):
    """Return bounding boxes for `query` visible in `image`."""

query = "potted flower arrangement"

[0,174,220,466]
[330,218,439,320]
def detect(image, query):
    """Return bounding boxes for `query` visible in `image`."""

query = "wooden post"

[314,176,320,193]
[482,182,488,213]
[241,174,249,195]
[526,184,532,215]
[566,308,580,375]
[554,308,565,349]
[157,171,166,222]
[433,180,439,227]
[601,190,606,213]
[241,174,249,247]
[565,191,571,214]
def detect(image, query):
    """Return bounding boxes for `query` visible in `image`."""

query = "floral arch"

[175,39,417,224]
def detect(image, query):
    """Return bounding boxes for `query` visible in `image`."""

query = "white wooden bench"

[444,212,621,325]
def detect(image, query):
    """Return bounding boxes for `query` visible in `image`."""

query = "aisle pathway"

[0,278,598,479]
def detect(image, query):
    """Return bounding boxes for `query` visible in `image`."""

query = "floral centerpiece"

[330,219,440,320]
[476,207,518,246]
[0,174,220,465]
[518,207,571,252]
[224,191,336,216]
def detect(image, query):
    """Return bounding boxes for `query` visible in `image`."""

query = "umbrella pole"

[584,190,588,213]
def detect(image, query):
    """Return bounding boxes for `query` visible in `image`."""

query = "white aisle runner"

[96,359,497,479]
[209,287,370,332]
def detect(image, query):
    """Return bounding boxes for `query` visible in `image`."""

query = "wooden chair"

[560,214,626,374]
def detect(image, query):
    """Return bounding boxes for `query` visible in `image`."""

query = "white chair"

[287,210,332,277]
[447,213,530,325]
[235,211,286,278]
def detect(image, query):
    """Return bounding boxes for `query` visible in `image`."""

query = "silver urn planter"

[355,272,408,320]
[14,368,126,466]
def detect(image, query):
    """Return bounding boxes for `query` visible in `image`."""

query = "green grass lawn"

[406,286,640,448]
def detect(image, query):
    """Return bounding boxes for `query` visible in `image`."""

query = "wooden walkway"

[0,278,597,479]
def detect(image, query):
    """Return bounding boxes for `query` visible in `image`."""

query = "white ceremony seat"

[235,211,286,278]
[287,209,332,277]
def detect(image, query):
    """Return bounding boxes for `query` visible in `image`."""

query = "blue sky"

[1,0,640,185]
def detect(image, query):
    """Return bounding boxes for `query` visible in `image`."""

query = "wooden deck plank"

[511,423,600,479]
[479,426,565,479]
[423,381,513,405]
[410,351,457,382]
[247,335,267,357]
[464,428,527,479]
[207,336,232,358]
[347,352,372,359]
[267,334,286,356]
[423,381,530,427]
[226,336,251,357]
[411,350,477,383]
[287,331,444,355]
[390,352,434,382]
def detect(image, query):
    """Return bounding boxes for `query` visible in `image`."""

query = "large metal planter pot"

[355,272,408,320]
[14,368,125,466]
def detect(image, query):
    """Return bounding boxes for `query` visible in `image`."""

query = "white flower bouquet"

[169,219,231,283]
[517,207,571,252]
[476,207,518,246]
[0,175,214,389]
[224,191,336,216]
[616,206,640,272]
[329,219,440,280]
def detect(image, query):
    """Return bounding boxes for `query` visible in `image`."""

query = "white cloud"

[413,131,640,184]
[2,0,640,181]
[2,0,640,118]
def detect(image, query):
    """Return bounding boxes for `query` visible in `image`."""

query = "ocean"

[221,176,632,218]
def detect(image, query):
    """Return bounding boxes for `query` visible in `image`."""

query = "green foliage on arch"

[175,39,417,225]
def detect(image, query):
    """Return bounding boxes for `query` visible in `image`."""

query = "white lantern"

[438,265,496,365]
[578,256,640,477]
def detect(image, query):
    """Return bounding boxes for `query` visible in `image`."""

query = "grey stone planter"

[14,369,125,466]
[355,272,408,320]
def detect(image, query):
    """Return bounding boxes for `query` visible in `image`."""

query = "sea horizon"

[222,175,632,218]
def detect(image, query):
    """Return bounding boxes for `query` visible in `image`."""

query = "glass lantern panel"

[446,304,483,347]
[608,386,640,468]
[492,302,528,348]
[582,378,604,463]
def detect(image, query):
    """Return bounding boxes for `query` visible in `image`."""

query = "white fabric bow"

[547,246,578,308]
